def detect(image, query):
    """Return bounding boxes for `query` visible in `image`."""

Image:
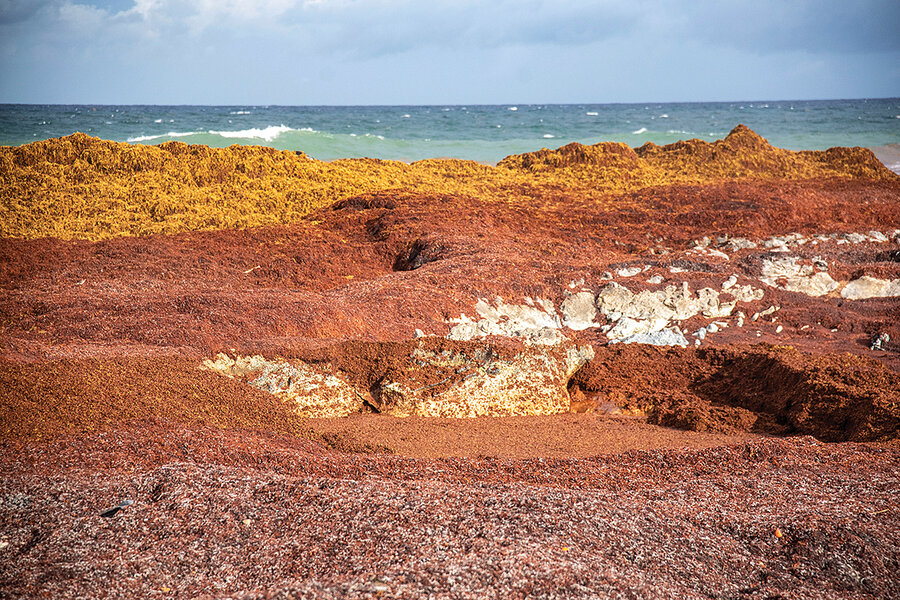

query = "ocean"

[1,99,899,168]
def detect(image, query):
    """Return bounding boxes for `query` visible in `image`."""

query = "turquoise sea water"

[1,100,898,165]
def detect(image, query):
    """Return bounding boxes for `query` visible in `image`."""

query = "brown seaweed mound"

[570,344,900,442]
[1,126,896,241]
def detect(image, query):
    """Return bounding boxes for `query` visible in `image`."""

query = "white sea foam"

[402,114,411,118]
[127,131,201,142]
[508,106,518,111]
[229,110,251,115]
[632,127,648,135]
[209,124,293,142]
[153,119,162,123]
[586,111,598,116]
[659,114,669,118]
[543,134,555,138]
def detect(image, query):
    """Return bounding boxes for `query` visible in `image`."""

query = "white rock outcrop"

[447,297,564,345]
[760,256,838,297]
[373,344,595,418]
[201,354,363,418]
[841,276,900,300]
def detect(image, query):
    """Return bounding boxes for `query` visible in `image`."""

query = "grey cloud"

[680,0,900,54]
[0,0,55,24]
[280,0,642,60]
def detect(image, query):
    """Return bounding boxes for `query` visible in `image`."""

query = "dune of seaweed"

[1,125,895,241]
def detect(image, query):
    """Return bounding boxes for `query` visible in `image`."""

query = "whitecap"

[154,119,162,123]
[542,134,555,138]
[586,111,598,116]
[402,114,411,118]
[508,106,518,111]
[208,124,293,142]
[632,127,648,135]
[229,110,251,115]
[127,131,201,143]
[659,114,669,118]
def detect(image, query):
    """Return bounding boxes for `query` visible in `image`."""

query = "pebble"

[870,332,890,351]
[707,323,719,334]
[647,275,664,284]
[775,325,783,334]
[722,275,738,290]
[616,267,643,278]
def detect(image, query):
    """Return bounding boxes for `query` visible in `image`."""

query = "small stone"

[600,271,613,280]
[775,325,784,334]
[695,328,707,340]
[616,266,642,278]
[707,323,719,334]
[647,275,664,284]
[242,518,252,525]
[842,232,868,244]
[721,275,738,290]
[870,333,890,351]
[413,329,425,338]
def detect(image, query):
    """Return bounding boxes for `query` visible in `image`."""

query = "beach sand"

[872,143,900,174]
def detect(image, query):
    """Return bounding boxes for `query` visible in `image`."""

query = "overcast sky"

[1,0,898,104]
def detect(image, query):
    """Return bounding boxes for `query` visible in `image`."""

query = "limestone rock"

[611,326,688,347]
[372,344,594,418]
[560,291,599,330]
[201,353,363,418]
[447,297,564,345]
[760,256,838,297]
[841,276,900,299]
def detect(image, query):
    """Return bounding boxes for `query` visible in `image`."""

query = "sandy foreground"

[1,126,899,598]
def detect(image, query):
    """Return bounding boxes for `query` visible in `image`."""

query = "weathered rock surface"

[841,276,900,299]
[201,353,363,418]
[760,256,839,296]
[201,341,594,419]
[370,343,594,417]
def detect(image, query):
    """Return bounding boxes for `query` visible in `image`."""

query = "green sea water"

[1,100,898,167]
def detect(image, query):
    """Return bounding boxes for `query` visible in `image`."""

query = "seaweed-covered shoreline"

[2,126,899,598]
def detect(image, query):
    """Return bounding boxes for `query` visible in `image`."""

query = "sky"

[0,0,899,105]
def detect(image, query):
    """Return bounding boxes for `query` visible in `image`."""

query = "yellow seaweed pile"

[1,125,895,241]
